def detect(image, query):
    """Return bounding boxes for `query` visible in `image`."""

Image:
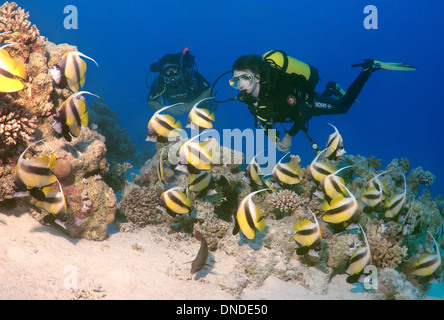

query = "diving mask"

[162,64,181,86]
[228,73,256,89]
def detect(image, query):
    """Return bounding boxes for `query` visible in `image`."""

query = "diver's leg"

[312,69,372,115]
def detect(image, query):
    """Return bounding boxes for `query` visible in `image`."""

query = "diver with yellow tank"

[228,50,416,153]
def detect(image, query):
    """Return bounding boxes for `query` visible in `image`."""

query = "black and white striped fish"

[411,232,441,277]
[236,189,269,240]
[246,150,265,187]
[293,206,322,255]
[346,224,372,283]
[272,152,302,187]
[187,97,215,130]
[51,91,100,142]
[325,123,345,159]
[321,165,353,200]
[309,148,335,182]
[160,187,192,217]
[322,181,360,228]
[50,51,99,92]
[362,170,390,208]
[34,180,67,216]
[13,139,57,193]
[384,173,407,218]
[146,103,183,143]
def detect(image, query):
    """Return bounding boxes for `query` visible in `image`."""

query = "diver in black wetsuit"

[147,48,214,116]
[230,51,415,153]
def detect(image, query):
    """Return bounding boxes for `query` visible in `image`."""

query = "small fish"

[321,165,353,200]
[13,139,57,192]
[309,148,335,182]
[51,91,100,142]
[34,180,67,216]
[346,224,372,284]
[411,232,441,277]
[325,123,345,159]
[160,187,192,217]
[0,43,27,93]
[322,182,360,228]
[272,152,302,187]
[146,103,183,143]
[384,173,407,218]
[50,51,99,92]
[187,171,214,195]
[156,148,166,185]
[362,170,390,208]
[293,206,322,255]
[177,130,216,175]
[190,231,212,274]
[401,199,415,236]
[187,97,216,130]
[236,189,269,240]
[246,150,265,187]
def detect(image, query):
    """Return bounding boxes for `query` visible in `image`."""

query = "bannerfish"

[411,232,441,277]
[362,170,390,208]
[321,165,353,200]
[293,206,322,256]
[309,148,335,182]
[187,171,215,196]
[246,150,265,187]
[401,200,415,236]
[187,97,215,130]
[190,231,212,274]
[346,224,372,284]
[156,148,166,185]
[322,181,360,229]
[51,91,100,142]
[14,139,57,192]
[236,188,269,240]
[160,187,192,217]
[325,123,346,159]
[272,152,302,187]
[34,180,67,216]
[384,173,407,218]
[50,51,99,92]
[177,130,216,175]
[0,43,27,93]
[146,103,183,143]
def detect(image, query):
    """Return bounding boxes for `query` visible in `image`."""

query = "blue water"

[21,0,444,197]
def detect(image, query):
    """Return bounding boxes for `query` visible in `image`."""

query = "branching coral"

[266,189,302,215]
[0,2,42,61]
[0,103,37,146]
[367,221,408,269]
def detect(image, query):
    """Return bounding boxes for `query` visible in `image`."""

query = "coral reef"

[266,189,302,217]
[0,3,119,241]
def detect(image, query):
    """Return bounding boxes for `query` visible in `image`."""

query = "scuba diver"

[147,48,214,116]
[228,50,416,153]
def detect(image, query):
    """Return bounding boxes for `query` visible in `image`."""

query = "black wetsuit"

[148,71,211,105]
[247,67,372,138]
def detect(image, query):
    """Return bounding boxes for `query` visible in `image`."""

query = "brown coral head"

[53,157,72,180]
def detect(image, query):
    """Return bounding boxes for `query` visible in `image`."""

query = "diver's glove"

[276,133,292,153]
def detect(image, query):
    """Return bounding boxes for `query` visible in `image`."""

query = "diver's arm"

[165,88,213,116]
[147,100,167,112]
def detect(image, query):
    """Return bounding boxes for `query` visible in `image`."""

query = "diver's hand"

[276,133,292,153]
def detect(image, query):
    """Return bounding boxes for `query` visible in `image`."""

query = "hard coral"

[266,189,302,216]
[0,102,37,146]
[367,221,407,269]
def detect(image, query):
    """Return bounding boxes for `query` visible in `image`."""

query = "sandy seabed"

[1,209,441,300]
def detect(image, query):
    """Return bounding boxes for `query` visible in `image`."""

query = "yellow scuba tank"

[263,50,320,89]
